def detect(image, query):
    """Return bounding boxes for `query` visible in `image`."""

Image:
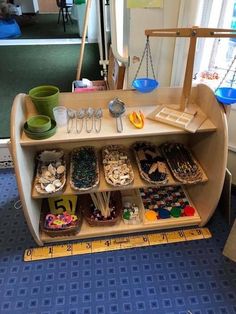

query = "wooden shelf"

[40,210,201,244]
[11,86,228,245]
[20,105,217,147]
[32,150,208,199]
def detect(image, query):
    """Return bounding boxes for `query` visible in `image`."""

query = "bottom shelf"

[40,186,201,244]
[40,210,201,244]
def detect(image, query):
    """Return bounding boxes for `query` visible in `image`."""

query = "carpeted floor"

[0,168,236,314]
[17,13,79,39]
[0,43,102,138]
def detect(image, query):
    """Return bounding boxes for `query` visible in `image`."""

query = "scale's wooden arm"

[145,27,236,38]
[145,26,236,110]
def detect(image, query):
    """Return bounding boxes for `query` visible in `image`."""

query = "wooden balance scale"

[145,26,236,132]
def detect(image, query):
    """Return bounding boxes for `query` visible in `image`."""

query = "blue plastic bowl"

[215,87,236,105]
[132,78,159,93]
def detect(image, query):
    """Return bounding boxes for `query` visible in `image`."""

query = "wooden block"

[52,244,73,258]
[166,230,186,243]
[147,104,207,133]
[148,233,168,245]
[184,228,204,240]
[72,242,92,255]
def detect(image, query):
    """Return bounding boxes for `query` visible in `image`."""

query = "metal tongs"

[67,108,75,133]
[85,107,94,133]
[94,108,103,133]
[76,108,85,133]
[108,98,126,133]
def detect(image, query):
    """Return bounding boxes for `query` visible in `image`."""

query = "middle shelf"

[32,142,208,199]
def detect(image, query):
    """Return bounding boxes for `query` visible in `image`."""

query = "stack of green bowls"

[24,115,57,140]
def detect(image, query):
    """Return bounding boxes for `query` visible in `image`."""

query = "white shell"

[53,179,62,188]
[48,163,56,175]
[45,184,56,193]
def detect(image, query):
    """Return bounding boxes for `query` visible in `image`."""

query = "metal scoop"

[108,98,126,133]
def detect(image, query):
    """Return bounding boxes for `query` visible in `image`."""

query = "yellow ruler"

[24,227,211,262]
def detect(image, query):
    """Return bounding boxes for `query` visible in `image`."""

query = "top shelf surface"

[17,88,217,146]
[20,105,216,146]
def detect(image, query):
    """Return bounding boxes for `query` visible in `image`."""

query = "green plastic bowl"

[29,85,59,119]
[27,115,51,133]
[23,119,57,140]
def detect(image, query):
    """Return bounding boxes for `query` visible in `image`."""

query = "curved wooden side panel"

[186,84,228,226]
[10,94,43,245]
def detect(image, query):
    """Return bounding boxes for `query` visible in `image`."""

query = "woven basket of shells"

[70,146,99,191]
[82,191,122,227]
[34,149,66,195]
[40,199,82,237]
[102,145,134,187]
[132,141,168,185]
[159,142,203,184]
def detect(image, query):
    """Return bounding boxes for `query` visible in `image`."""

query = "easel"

[146,27,236,132]
[76,0,92,80]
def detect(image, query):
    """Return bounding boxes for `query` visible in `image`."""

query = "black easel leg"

[62,8,66,32]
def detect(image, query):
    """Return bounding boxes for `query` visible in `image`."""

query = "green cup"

[29,85,59,119]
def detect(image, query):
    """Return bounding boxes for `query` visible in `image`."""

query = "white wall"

[125,0,203,88]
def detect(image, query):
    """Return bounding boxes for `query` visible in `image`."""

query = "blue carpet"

[0,168,235,314]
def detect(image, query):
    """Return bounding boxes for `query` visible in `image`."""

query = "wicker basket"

[132,141,168,185]
[102,145,134,187]
[34,149,66,195]
[70,146,99,191]
[81,191,122,227]
[40,199,82,237]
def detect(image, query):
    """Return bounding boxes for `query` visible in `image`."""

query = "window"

[196,0,236,88]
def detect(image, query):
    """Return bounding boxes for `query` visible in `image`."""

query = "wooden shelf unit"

[10,85,228,245]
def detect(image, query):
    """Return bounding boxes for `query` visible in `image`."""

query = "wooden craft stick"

[90,193,100,210]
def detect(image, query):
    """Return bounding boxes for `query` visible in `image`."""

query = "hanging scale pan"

[132,36,159,93]
[215,55,236,105]
[215,87,236,105]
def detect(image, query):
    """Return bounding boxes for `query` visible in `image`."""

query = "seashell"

[48,163,56,175]
[45,184,56,193]
[38,150,64,163]
[42,170,52,178]
[40,183,46,190]
[57,165,65,174]
[53,179,62,188]
[38,177,50,184]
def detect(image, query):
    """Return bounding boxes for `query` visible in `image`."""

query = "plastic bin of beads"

[40,199,82,237]
[121,190,142,225]
[139,186,200,225]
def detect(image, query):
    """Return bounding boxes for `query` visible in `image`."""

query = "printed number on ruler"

[48,195,77,215]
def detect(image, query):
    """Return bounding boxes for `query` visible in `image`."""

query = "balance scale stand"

[145,26,236,133]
